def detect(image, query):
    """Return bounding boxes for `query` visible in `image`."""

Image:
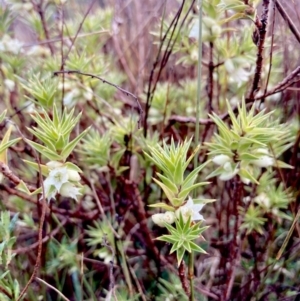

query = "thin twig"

[253,65,300,100]
[16,152,47,301]
[61,0,97,68]
[207,41,214,112]
[274,0,300,44]
[248,0,271,99]
[36,277,71,301]
[0,161,36,192]
[13,218,68,255]
[101,238,117,301]
[143,0,187,136]
[0,286,13,300]
[22,30,109,48]
[53,70,143,126]
[263,1,276,99]
[179,260,190,297]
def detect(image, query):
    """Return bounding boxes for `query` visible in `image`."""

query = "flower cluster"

[145,139,210,265]
[43,161,82,202]
[212,148,274,183]
[152,197,205,227]
[206,100,293,184]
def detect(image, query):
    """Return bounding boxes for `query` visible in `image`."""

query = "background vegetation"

[0,0,299,300]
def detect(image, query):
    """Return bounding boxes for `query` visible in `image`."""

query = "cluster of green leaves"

[145,138,209,208]
[240,172,294,234]
[0,111,21,171]
[26,105,90,162]
[0,212,20,300]
[158,214,208,265]
[0,0,298,300]
[18,74,58,109]
[145,139,211,265]
[206,99,293,184]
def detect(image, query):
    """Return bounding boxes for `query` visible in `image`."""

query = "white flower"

[0,35,23,54]
[47,167,69,191]
[219,162,239,181]
[60,182,82,201]
[4,79,15,92]
[251,148,274,168]
[43,163,82,202]
[152,213,165,227]
[152,211,176,227]
[163,211,176,224]
[254,192,270,209]
[251,156,274,168]
[212,155,239,181]
[67,169,81,182]
[212,154,231,166]
[175,197,205,223]
[46,161,64,169]
[83,88,93,101]
[43,177,57,201]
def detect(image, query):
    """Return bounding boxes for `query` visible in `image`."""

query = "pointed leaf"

[26,140,62,161]
[22,160,49,176]
[153,178,175,204]
[148,203,175,211]
[189,241,207,253]
[60,127,91,160]
[176,247,185,266]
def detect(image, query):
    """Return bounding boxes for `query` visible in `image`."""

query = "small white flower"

[67,169,81,182]
[254,192,270,209]
[163,211,176,224]
[83,88,93,101]
[47,167,69,191]
[152,213,165,227]
[219,162,239,181]
[46,161,64,169]
[212,154,231,166]
[251,156,274,168]
[43,177,57,201]
[175,197,205,223]
[4,79,15,92]
[60,182,82,201]
[152,211,176,227]
[251,148,274,168]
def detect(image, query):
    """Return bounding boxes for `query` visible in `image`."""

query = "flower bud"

[219,162,239,181]
[175,206,193,223]
[251,156,273,168]
[46,161,64,169]
[60,182,81,201]
[212,154,231,166]
[67,169,81,182]
[163,211,175,224]
[152,213,165,227]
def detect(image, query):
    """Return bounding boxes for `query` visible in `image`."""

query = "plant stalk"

[188,252,195,301]
[194,0,203,170]
[191,1,203,300]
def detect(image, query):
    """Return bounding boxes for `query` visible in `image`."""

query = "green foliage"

[0,212,20,301]
[156,275,188,301]
[85,220,115,264]
[0,212,18,267]
[19,74,59,109]
[0,0,298,300]
[145,138,209,207]
[26,104,90,161]
[239,204,266,234]
[78,130,112,168]
[206,99,293,184]
[158,214,208,266]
